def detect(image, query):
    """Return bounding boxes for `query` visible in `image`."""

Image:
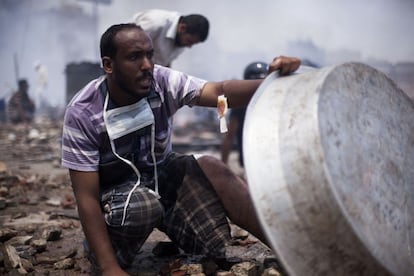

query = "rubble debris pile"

[0,120,282,275]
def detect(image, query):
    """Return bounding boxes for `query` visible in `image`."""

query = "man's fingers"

[269,56,301,76]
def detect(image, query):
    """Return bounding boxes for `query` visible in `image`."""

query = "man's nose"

[142,56,152,69]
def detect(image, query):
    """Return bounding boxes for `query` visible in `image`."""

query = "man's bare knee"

[197,155,222,168]
[197,155,237,180]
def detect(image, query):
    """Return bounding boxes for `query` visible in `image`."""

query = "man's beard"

[116,71,154,101]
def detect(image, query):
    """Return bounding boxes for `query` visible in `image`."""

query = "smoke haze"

[1,0,413,107]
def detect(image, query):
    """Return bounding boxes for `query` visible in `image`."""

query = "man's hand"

[268,56,301,76]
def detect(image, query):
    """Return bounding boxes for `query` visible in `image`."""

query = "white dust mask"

[104,94,154,140]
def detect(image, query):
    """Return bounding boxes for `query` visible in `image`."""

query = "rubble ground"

[0,120,281,276]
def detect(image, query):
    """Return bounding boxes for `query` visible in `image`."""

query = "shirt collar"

[166,15,180,40]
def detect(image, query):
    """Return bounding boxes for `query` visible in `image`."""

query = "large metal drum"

[243,62,414,276]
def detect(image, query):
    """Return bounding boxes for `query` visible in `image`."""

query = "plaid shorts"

[100,153,231,268]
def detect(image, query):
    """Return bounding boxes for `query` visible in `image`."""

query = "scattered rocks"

[0,120,284,275]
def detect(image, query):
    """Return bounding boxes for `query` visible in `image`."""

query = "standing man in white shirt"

[132,9,209,67]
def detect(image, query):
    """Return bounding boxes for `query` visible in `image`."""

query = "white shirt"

[132,9,185,67]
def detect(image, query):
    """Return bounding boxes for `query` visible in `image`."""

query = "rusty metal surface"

[243,62,414,276]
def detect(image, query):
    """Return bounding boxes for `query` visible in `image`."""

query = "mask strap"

[103,93,144,225]
[150,124,159,196]
[103,93,160,226]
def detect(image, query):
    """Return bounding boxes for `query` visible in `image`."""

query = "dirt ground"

[0,120,277,275]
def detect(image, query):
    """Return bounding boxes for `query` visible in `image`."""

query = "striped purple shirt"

[61,65,207,172]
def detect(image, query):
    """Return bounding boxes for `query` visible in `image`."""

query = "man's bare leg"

[197,155,269,246]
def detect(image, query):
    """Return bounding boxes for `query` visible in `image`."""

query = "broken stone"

[0,228,18,243]
[11,212,27,220]
[60,194,76,209]
[18,164,31,170]
[0,197,6,209]
[35,255,58,265]
[0,161,7,173]
[25,174,37,185]
[42,226,62,241]
[45,197,61,207]
[0,186,8,197]
[45,181,60,189]
[14,244,37,259]
[262,267,281,276]
[34,246,77,267]
[8,133,16,141]
[0,175,19,188]
[54,257,75,270]
[52,159,60,168]
[231,228,249,240]
[180,263,203,274]
[30,239,47,253]
[6,199,17,208]
[28,129,40,140]
[28,199,39,206]
[1,244,27,273]
[23,225,37,234]
[47,247,78,261]
[5,235,33,246]
[231,261,259,276]
[20,257,34,273]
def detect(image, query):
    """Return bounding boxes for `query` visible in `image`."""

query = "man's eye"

[130,54,139,60]
[129,52,152,61]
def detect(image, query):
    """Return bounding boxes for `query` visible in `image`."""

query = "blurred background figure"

[0,93,6,124]
[221,61,268,171]
[7,79,35,125]
[132,9,209,67]
[33,60,48,110]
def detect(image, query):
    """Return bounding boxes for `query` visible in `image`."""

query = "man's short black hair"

[18,79,28,88]
[100,23,144,58]
[179,14,209,41]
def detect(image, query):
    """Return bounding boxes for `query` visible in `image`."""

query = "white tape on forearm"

[217,95,228,133]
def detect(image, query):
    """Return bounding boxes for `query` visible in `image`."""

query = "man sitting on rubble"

[7,79,36,124]
[61,23,300,275]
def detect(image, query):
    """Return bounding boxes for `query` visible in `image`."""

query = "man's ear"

[177,22,187,34]
[101,57,113,74]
